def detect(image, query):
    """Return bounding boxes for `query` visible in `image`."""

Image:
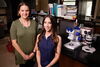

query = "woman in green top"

[10,2,37,67]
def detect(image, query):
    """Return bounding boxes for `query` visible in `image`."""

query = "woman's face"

[18,5,30,19]
[44,17,52,32]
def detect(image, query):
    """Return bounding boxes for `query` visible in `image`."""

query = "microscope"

[81,27,96,53]
[64,26,81,50]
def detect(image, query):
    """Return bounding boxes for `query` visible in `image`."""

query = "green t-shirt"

[10,19,37,64]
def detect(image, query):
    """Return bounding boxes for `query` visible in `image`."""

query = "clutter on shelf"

[48,3,77,20]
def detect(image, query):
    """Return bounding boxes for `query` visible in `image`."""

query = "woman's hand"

[38,64,42,67]
[46,64,52,67]
[28,52,35,59]
[11,40,30,60]
[22,54,30,60]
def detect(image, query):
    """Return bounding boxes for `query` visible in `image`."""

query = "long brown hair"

[38,15,59,45]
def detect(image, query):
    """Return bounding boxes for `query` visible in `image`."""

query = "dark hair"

[17,2,31,16]
[38,15,59,45]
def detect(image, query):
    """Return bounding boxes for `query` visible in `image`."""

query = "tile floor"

[0,36,19,67]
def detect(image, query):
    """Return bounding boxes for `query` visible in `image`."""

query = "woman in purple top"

[34,15,62,67]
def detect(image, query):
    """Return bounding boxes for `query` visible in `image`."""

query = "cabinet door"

[94,0,100,19]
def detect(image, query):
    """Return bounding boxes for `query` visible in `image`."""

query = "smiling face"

[43,17,52,32]
[18,5,30,19]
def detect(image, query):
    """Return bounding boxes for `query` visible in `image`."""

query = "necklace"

[19,18,30,28]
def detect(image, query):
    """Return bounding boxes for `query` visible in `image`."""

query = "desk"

[61,35,100,67]
[62,45,91,64]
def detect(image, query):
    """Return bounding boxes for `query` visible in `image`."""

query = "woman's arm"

[35,34,42,67]
[29,34,37,59]
[10,21,29,60]
[36,48,41,67]
[46,35,62,67]
[12,40,29,60]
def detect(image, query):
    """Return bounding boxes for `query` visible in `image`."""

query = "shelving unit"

[0,8,7,38]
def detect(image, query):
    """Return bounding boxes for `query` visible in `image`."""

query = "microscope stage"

[64,41,81,50]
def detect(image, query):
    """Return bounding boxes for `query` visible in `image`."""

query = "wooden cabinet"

[93,0,100,34]
[93,0,100,19]
[0,8,7,38]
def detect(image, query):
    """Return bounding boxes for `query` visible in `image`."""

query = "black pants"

[19,59,35,67]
